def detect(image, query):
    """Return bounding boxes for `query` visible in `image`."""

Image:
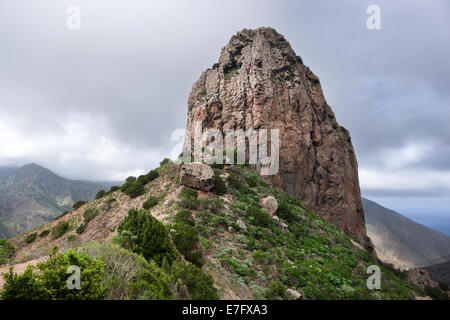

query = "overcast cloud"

[0,0,449,221]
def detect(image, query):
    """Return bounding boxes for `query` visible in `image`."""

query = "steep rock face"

[183,27,373,252]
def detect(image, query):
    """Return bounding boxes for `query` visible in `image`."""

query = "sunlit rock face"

[183,27,375,253]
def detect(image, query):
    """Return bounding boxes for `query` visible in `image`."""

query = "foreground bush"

[77,242,174,300]
[1,246,106,300]
[117,209,177,266]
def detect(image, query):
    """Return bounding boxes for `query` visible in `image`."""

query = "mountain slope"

[363,198,450,269]
[0,163,108,238]
[423,260,450,286]
[1,162,422,300]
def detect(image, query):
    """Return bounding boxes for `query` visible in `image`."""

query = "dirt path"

[0,257,47,289]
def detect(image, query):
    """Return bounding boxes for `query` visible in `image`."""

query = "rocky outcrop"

[406,268,438,290]
[180,163,215,192]
[183,27,374,253]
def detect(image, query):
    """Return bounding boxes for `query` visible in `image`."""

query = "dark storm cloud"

[0,0,449,198]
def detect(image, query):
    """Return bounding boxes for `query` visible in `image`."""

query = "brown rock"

[180,163,215,192]
[183,27,374,253]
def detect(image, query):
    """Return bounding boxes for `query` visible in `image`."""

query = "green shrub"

[51,221,71,240]
[173,262,218,300]
[245,175,258,188]
[0,239,15,265]
[117,209,177,266]
[67,234,77,242]
[160,158,171,166]
[172,222,204,268]
[73,201,87,210]
[146,170,159,182]
[179,197,200,210]
[247,205,272,228]
[143,196,158,210]
[83,208,99,224]
[124,182,145,199]
[125,176,137,184]
[276,200,294,222]
[266,280,286,299]
[95,190,108,200]
[181,188,198,198]
[211,170,227,195]
[0,246,106,300]
[76,223,88,235]
[39,230,50,238]
[76,242,174,300]
[179,188,200,210]
[109,186,120,193]
[25,233,37,244]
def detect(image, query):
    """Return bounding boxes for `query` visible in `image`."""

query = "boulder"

[180,163,215,192]
[237,219,247,230]
[284,288,302,300]
[261,196,278,216]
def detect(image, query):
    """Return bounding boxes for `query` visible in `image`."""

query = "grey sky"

[1,0,449,220]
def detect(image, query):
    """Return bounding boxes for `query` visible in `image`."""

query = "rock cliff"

[183,27,374,253]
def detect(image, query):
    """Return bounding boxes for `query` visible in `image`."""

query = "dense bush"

[247,205,272,228]
[211,170,227,195]
[51,221,71,240]
[95,190,108,200]
[77,242,174,300]
[175,210,195,226]
[172,222,204,268]
[123,182,146,199]
[266,280,286,300]
[1,246,106,300]
[117,209,178,266]
[83,208,99,224]
[179,188,200,210]
[73,201,87,210]
[25,233,37,244]
[76,223,88,235]
[173,262,218,300]
[0,239,15,265]
[143,196,158,210]
[160,158,171,166]
[145,170,159,182]
[109,186,120,193]
[181,188,198,198]
[39,229,50,238]
[76,208,99,235]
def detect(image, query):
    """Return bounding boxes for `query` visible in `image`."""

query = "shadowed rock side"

[183,27,374,252]
[363,198,450,269]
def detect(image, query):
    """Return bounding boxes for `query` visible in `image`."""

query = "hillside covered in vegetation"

[0,160,424,300]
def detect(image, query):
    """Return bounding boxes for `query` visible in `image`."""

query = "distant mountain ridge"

[363,198,450,269]
[0,163,111,238]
